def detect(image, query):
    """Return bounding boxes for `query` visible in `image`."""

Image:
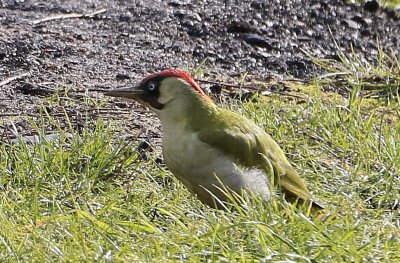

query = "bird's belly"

[162,131,270,207]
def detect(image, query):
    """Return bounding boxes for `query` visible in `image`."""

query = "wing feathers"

[196,108,320,208]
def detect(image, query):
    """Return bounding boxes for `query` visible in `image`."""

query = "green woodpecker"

[105,69,323,210]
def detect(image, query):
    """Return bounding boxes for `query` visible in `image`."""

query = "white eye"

[148,83,156,91]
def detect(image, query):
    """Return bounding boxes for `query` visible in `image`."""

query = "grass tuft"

[1,50,400,261]
[304,45,400,102]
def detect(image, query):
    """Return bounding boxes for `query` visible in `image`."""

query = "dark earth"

[0,0,399,141]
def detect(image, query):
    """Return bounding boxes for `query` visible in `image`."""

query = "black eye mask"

[139,77,165,110]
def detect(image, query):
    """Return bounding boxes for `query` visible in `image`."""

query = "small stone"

[174,9,186,19]
[168,0,184,7]
[115,73,130,80]
[73,34,85,40]
[244,34,272,49]
[250,1,265,10]
[190,13,202,22]
[364,0,379,12]
[227,21,254,33]
[343,19,359,29]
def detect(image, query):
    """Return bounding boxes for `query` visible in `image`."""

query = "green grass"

[352,0,400,8]
[381,0,400,7]
[1,52,400,262]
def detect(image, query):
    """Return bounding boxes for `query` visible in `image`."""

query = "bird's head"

[105,69,214,119]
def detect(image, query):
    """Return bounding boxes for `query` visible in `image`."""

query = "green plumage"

[192,106,317,206]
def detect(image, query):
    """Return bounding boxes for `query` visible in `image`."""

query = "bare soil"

[0,0,399,140]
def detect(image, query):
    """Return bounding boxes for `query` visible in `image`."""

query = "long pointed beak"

[104,86,143,100]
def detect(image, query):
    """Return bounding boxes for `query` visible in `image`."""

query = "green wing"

[196,108,313,203]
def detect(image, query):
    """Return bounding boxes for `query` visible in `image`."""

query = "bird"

[105,69,323,211]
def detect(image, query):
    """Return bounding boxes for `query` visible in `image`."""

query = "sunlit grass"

[351,0,400,8]
[1,49,400,261]
[304,44,400,101]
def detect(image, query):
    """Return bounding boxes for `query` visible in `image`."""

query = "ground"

[0,0,400,262]
[1,0,400,139]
